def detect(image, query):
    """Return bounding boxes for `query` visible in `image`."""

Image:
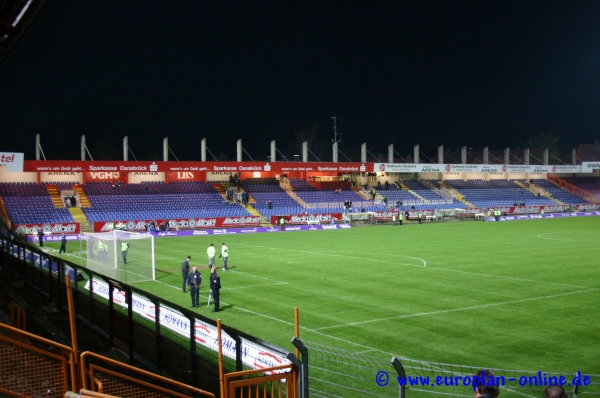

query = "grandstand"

[243,179,304,219]
[532,178,593,204]
[0,182,75,224]
[443,179,560,209]
[82,181,253,222]
[1,175,596,230]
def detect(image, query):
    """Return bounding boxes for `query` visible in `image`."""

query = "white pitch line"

[314,288,599,331]
[218,300,404,357]
[536,232,600,244]
[234,243,588,289]
[223,282,288,291]
[229,269,289,284]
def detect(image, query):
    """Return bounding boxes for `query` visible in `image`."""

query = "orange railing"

[223,364,297,398]
[0,322,77,397]
[0,256,300,398]
[548,176,600,204]
[80,351,215,397]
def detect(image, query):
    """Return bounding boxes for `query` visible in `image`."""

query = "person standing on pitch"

[59,233,67,253]
[220,243,229,271]
[37,229,44,247]
[121,240,130,264]
[187,266,201,308]
[418,211,422,224]
[98,240,108,262]
[279,217,285,231]
[210,266,221,312]
[392,213,397,226]
[207,243,216,269]
[399,211,403,226]
[181,256,191,292]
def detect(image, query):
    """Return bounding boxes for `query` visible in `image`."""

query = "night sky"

[2,1,600,162]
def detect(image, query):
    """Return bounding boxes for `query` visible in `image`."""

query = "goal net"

[81,230,155,283]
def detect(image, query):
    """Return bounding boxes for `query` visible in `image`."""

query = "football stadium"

[2,1,600,397]
[1,149,599,397]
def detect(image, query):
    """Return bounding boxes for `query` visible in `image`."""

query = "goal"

[81,230,155,283]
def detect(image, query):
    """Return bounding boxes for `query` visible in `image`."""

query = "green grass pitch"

[50,217,600,374]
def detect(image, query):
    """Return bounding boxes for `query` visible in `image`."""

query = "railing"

[548,176,600,204]
[300,199,453,210]
[80,351,215,397]
[0,230,296,397]
[223,364,297,398]
[0,322,77,397]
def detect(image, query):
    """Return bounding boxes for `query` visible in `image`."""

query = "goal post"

[81,230,155,283]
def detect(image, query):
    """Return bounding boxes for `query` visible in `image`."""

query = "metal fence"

[295,339,600,398]
[0,227,294,397]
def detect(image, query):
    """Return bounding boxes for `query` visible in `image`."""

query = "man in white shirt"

[207,243,216,269]
[220,243,229,271]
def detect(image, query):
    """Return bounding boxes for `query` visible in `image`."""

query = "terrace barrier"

[0,226,299,397]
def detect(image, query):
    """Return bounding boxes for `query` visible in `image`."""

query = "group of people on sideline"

[180,242,228,312]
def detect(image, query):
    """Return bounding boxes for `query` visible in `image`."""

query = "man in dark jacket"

[59,234,67,254]
[210,266,221,312]
[187,266,201,308]
[181,256,191,292]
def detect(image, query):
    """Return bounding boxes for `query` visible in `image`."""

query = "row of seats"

[1,179,594,225]
[83,181,219,195]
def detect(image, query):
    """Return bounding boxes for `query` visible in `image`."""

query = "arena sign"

[375,163,582,173]
[270,213,343,225]
[0,152,24,172]
[93,216,261,232]
[487,204,567,214]
[84,278,291,374]
[14,223,81,234]
[24,160,371,173]
[582,162,600,173]
[575,203,600,211]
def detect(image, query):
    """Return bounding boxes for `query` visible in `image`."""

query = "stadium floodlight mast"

[332,116,342,143]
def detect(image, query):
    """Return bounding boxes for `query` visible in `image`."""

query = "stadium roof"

[0,0,48,65]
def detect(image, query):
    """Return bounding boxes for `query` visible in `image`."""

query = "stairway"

[69,208,93,232]
[513,180,538,195]
[514,180,562,204]
[212,183,229,200]
[72,185,91,207]
[284,190,306,206]
[455,195,476,208]
[244,205,271,226]
[395,181,408,190]
[440,183,476,208]
[46,184,64,208]
[405,188,425,201]
[353,187,370,200]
